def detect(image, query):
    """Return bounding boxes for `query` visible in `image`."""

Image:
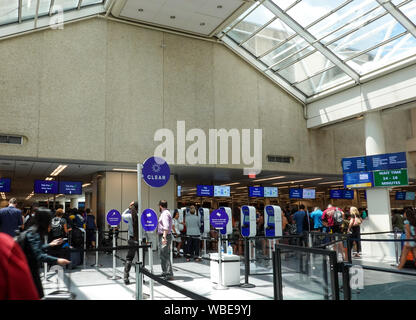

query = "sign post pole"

[137,163,143,265]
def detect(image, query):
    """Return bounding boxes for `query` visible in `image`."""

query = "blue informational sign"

[142,157,170,188]
[210,208,229,230]
[343,172,374,189]
[289,188,303,199]
[34,180,58,194]
[197,185,214,197]
[249,186,264,197]
[0,178,11,192]
[342,156,367,173]
[395,192,406,200]
[59,181,82,195]
[141,209,158,232]
[106,209,121,227]
[366,152,407,171]
[344,190,354,199]
[330,189,354,199]
[330,189,343,199]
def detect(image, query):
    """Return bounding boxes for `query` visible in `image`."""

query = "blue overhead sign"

[330,189,354,199]
[342,156,367,173]
[343,172,374,189]
[395,192,406,200]
[197,185,214,197]
[366,152,407,171]
[0,178,11,192]
[249,186,264,197]
[289,188,303,199]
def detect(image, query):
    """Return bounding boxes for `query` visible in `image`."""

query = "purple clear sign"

[141,208,158,232]
[106,209,121,226]
[142,157,170,188]
[210,208,229,230]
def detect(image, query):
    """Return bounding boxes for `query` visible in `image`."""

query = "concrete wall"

[0,18,414,178]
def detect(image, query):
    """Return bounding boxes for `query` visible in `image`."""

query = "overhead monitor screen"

[267,214,274,225]
[59,181,82,195]
[0,178,11,192]
[34,180,58,194]
[264,187,278,198]
[197,185,214,197]
[302,189,316,199]
[214,186,230,197]
[405,192,415,201]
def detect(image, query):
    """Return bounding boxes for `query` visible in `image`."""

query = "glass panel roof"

[218,0,416,99]
[0,0,105,38]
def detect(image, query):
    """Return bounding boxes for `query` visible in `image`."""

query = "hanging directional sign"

[373,169,408,187]
[142,156,170,188]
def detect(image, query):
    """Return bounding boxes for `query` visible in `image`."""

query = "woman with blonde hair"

[348,206,362,258]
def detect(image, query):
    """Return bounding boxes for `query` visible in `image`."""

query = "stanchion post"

[347,234,352,264]
[137,163,143,265]
[240,237,255,288]
[149,244,154,300]
[394,229,399,266]
[83,230,86,269]
[213,231,228,290]
[136,262,143,300]
[108,227,121,280]
[43,235,48,283]
[323,255,329,300]
[95,230,99,267]
[342,263,351,300]
[272,247,283,300]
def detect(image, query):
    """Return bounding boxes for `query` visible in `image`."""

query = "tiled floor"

[41,249,416,300]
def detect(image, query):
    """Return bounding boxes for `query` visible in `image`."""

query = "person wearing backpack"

[48,209,68,241]
[16,207,70,298]
[85,208,97,249]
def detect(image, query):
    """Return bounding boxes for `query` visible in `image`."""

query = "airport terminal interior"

[2,0,416,301]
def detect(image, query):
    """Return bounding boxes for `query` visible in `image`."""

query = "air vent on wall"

[0,135,23,145]
[267,155,293,163]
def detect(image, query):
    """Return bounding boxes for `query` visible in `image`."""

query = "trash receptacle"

[210,253,240,286]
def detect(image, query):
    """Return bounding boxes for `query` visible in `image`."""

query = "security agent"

[122,201,139,285]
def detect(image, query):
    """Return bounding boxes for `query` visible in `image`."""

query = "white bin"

[210,253,241,287]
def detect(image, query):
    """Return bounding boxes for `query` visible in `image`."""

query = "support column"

[363,111,394,259]
[70,197,79,209]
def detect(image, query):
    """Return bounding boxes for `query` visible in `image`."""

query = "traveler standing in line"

[398,207,416,269]
[157,200,173,280]
[23,206,36,230]
[85,208,97,249]
[0,232,40,300]
[0,198,23,237]
[48,208,68,241]
[311,207,323,232]
[185,205,202,262]
[122,201,139,285]
[17,207,70,298]
[293,204,307,246]
[171,209,183,258]
[347,206,362,258]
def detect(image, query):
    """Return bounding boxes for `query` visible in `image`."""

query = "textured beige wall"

[0,18,414,178]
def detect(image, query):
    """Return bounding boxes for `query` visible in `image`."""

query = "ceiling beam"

[376,0,416,39]
[263,0,360,83]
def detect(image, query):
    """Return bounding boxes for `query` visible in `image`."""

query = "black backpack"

[51,217,64,239]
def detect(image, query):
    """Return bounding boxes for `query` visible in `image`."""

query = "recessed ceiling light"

[170,15,176,19]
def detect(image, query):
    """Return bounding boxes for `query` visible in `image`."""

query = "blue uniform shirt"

[293,210,306,234]
[0,206,22,237]
[311,209,323,229]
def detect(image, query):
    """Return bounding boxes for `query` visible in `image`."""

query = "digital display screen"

[0,178,11,192]
[34,180,58,194]
[267,214,274,225]
[214,185,230,197]
[264,187,278,198]
[197,185,214,197]
[177,186,181,197]
[302,189,315,199]
[59,181,82,195]
[405,192,415,201]
[249,186,264,197]
[243,214,250,225]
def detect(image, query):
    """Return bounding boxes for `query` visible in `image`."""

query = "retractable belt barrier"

[135,263,210,300]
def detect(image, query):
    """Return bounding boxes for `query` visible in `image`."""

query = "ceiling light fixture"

[252,176,286,182]
[112,168,138,172]
[82,183,91,188]
[50,165,68,177]
[272,178,323,185]
[222,182,240,186]
[318,180,344,185]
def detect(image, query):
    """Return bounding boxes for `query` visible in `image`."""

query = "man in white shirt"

[157,200,173,280]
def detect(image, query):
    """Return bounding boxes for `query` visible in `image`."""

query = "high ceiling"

[1,0,416,103]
